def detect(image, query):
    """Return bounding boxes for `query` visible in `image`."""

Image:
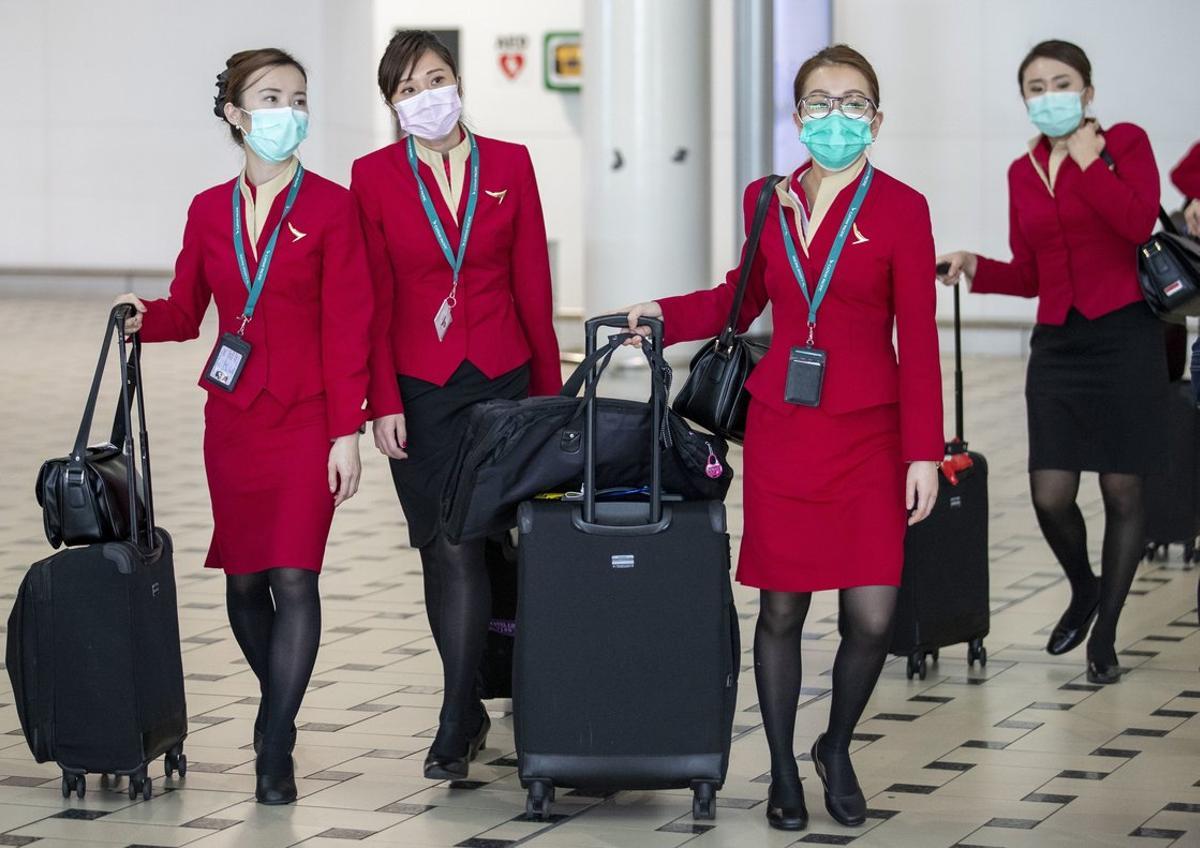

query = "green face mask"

[799,113,873,171]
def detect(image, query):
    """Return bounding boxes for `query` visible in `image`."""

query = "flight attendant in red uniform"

[626,45,943,832]
[114,48,373,805]
[352,30,562,781]
[1171,142,1200,236]
[939,40,1167,687]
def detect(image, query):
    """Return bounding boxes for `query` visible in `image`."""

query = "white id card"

[434,298,453,342]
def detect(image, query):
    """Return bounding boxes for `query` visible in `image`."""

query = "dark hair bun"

[213,68,231,118]
[213,49,307,143]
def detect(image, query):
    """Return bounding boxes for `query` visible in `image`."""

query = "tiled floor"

[0,292,1198,847]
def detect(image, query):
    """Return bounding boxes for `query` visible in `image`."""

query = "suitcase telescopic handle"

[112,307,155,550]
[935,262,966,447]
[581,314,666,526]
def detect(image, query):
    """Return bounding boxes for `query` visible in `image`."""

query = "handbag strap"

[69,308,125,467]
[560,333,633,400]
[718,174,785,351]
[109,338,141,445]
[1098,148,1176,234]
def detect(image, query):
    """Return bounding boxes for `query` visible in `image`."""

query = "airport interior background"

[1,0,1199,845]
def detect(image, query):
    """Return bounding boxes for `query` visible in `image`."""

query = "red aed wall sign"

[496,34,528,80]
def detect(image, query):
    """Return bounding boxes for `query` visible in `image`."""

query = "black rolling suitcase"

[889,283,990,680]
[1143,379,1200,567]
[7,308,187,800]
[513,315,739,822]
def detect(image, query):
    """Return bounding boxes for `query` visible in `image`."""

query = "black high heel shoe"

[423,711,491,781]
[255,750,297,805]
[811,735,867,827]
[1086,643,1123,685]
[1046,581,1100,656]
[766,779,808,831]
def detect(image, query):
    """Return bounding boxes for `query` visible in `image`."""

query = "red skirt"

[737,398,908,592]
[202,392,334,574]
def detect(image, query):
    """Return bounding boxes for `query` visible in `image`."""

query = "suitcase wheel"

[165,745,187,779]
[525,780,554,821]
[128,771,152,801]
[692,781,717,820]
[60,773,84,799]
[906,652,928,681]
[967,639,987,668]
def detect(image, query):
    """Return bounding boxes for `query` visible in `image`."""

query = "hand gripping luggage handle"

[581,314,666,526]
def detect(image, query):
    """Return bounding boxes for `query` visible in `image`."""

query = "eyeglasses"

[797,94,877,122]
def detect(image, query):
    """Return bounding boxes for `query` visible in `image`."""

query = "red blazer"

[659,163,944,461]
[351,133,563,416]
[139,169,373,438]
[1171,141,1200,199]
[972,122,1160,324]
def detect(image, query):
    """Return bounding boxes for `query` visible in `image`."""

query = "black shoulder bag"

[671,174,784,443]
[35,306,151,548]
[1100,149,1200,320]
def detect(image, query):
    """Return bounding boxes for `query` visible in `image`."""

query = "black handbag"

[35,306,150,549]
[1100,149,1200,319]
[441,319,733,544]
[671,174,784,443]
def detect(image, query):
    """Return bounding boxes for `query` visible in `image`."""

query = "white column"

[733,0,773,255]
[582,0,712,326]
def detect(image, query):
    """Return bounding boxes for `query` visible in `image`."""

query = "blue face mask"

[1026,91,1083,138]
[799,113,874,172]
[240,106,309,163]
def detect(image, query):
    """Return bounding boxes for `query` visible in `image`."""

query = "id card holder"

[434,298,453,342]
[203,332,252,393]
[784,345,827,407]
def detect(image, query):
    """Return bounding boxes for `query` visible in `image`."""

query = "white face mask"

[392,85,462,140]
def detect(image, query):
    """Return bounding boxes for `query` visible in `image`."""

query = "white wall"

[0,0,745,316]
[0,0,376,272]
[833,0,1200,325]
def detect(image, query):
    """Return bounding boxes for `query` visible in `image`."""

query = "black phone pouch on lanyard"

[784,346,827,407]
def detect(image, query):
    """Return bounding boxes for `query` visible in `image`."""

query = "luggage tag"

[784,345,827,407]
[203,332,252,392]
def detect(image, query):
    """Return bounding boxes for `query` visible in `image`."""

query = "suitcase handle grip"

[585,313,663,341]
[580,315,667,525]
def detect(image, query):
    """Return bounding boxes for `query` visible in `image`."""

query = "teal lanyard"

[406,130,479,285]
[231,163,305,335]
[777,162,874,345]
